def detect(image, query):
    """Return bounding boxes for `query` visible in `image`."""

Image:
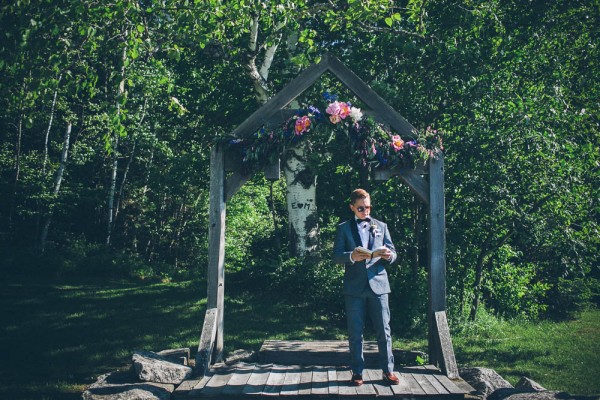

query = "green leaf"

[384,17,393,27]
[136,24,145,33]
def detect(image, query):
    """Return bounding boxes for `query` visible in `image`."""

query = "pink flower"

[326,101,341,116]
[329,114,341,124]
[339,102,350,119]
[391,135,404,151]
[371,143,377,155]
[295,116,311,135]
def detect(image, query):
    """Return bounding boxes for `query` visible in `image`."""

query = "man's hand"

[351,248,371,262]
[373,247,392,260]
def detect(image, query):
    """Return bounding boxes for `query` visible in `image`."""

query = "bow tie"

[356,218,371,224]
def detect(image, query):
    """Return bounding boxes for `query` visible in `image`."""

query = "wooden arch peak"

[196,53,457,380]
[225,52,428,204]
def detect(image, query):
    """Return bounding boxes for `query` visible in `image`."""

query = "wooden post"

[427,153,447,368]
[195,307,218,375]
[205,144,226,364]
[263,158,280,181]
[434,311,459,379]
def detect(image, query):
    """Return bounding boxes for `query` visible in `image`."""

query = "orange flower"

[339,102,350,119]
[391,135,404,151]
[295,116,311,135]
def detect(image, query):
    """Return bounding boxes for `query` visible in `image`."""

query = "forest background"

[1,0,599,398]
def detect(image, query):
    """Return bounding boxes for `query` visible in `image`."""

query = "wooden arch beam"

[326,56,416,137]
[199,55,455,378]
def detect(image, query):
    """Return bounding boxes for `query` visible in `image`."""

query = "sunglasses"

[356,206,371,212]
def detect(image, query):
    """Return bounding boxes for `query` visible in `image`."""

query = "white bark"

[43,74,61,174]
[283,143,318,257]
[40,122,71,251]
[244,18,319,257]
[259,38,280,82]
[106,44,127,246]
[106,134,119,246]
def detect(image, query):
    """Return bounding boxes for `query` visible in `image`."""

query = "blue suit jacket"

[332,218,397,296]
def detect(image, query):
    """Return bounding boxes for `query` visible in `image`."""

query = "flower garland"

[225,92,443,170]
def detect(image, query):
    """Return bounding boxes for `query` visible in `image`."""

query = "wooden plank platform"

[259,340,427,366]
[176,341,475,399]
[176,363,473,399]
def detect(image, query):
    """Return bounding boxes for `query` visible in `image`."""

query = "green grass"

[451,310,600,395]
[1,273,598,399]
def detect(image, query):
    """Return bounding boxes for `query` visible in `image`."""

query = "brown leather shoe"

[351,373,364,386]
[382,372,400,385]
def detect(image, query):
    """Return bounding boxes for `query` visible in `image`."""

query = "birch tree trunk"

[106,44,127,246]
[283,142,318,257]
[244,17,320,257]
[40,122,71,251]
[43,74,61,174]
[9,111,23,227]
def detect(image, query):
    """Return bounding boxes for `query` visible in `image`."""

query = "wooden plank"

[231,55,330,138]
[195,307,217,376]
[311,365,329,395]
[412,371,440,395]
[422,370,450,394]
[397,168,430,205]
[279,365,302,396]
[389,371,413,396]
[297,366,313,396]
[433,374,465,395]
[428,152,447,367]
[242,363,273,395]
[221,362,255,396]
[263,158,280,181]
[225,171,252,203]
[435,311,459,379]
[364,368,393,396]
[186,371,214,399]
[373,167,429,204]
[399,371,426,395]
[263,364,288,396]
[422,364,464,394]
[174,377,204,399]
[355,371,377,397]
[327,366,339,395]
[206,145,226,362]
[336,367,357,396]
[260,339,401,367]
[200,365,235,397]
[327,54,416,137]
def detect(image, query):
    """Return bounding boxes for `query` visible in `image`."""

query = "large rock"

[157,348,190,366]
[489,389,587,400]
[459,367,513,398]
[515,377,546,392]
[133,350,192,384]
[82,371,174,400]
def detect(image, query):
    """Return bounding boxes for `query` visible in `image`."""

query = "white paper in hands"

[355,246,390,264]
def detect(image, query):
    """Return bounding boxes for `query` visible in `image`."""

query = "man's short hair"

[350,188,370,204]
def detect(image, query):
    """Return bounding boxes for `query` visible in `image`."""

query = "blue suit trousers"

[345,287,394,374]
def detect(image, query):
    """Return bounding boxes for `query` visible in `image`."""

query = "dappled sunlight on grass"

[2,273,597,398]
[453,310,600,395]
[0,276,205,399]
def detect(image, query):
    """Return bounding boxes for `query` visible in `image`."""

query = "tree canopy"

[1,0,598,323]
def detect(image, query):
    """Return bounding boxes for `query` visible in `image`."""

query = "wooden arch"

[196,53,457,379]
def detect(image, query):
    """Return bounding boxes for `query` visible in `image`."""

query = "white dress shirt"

[350,217,371,263]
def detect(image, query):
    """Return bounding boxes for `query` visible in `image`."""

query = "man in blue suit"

[333,188,400,386]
